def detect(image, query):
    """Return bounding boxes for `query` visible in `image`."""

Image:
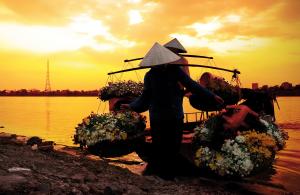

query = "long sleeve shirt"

[130,66,215,122]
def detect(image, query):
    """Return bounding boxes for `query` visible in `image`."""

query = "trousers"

[149,118,184,174]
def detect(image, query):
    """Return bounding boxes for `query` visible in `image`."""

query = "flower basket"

[199,72,241,105]
[191,114,288,177]
[73,111,146,157]
[87,133,145,157]
[189,95,223,111]
[98,80,143,102]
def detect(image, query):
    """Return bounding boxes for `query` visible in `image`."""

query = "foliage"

[98,80,143,101]
[258,117,289,150]
[241,130,277,168]
[205,77,241,105]
[73,111,146,147]
[192,115,288,177]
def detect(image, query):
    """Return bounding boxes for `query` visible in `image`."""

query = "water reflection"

[0,96,299,192]
[45,97,50,132]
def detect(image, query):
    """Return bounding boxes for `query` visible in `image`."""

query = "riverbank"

[0,132,291,194]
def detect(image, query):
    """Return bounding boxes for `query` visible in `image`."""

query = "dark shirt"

[130,66,215,121]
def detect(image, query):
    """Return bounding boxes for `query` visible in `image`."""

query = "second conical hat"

[139,42,180,67]
[164,38,187,53]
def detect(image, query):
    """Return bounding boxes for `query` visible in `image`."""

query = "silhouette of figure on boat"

[121,42,223,179]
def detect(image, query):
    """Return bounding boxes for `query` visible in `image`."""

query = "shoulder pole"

[123,54,213,62]
[108,64,240,75]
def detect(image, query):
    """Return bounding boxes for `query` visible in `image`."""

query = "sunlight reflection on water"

[0,96,300,192]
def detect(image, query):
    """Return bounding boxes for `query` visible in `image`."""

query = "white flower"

[235,135,245,144]
[200,127,210,134]
[242,159,254,173]
[259,119,269,127]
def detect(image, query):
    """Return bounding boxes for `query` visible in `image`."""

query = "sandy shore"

[0,132,289,194]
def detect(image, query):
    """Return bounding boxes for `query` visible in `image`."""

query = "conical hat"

[139,42,180,67]
[164,38,187,53]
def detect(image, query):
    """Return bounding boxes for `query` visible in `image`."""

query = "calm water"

[0,97,104,146]
[0,96,300,192]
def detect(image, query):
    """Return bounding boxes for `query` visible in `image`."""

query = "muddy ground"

[0,132,288,194]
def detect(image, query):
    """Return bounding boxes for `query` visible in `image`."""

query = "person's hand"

[184,91,192,98]
[225,105,238,109]
[120,104,131,110]
[214,95,224,105]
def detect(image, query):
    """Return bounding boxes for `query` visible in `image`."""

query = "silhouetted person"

[121,43,223,179]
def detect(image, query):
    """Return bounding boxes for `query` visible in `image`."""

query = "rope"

[118,61,128,80]
[230,71,242,87]
[230,71,242,104]
[126,61,142,82]
[131,63,142,82]
[97,60,143,114]
[97,76,111,114]
[115,61,142,82]
[102,100,107,113]
[96,100,101,114]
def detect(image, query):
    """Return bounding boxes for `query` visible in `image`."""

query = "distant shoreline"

[1,88,300,97]
[0,95,299,97]
[1,94,300,97]
[0,95,98,97]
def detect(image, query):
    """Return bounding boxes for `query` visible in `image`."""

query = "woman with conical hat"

[164,38,189,76]
[164,38,192,99]
[121,42,223,179]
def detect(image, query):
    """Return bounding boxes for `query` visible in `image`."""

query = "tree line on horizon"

[0,89,99,96]
[0,83,300,96]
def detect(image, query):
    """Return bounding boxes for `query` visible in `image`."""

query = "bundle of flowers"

[258,116,289,150]
[73,111,146,147]
[99,80,144,101]
[192,115,288,177]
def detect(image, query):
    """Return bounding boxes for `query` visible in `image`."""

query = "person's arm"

[127,73,150,113]
[177,67,222,101]
[222,105,259,130]
[128,91,150,113]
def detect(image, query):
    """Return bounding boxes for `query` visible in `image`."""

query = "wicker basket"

[87,132,145,157]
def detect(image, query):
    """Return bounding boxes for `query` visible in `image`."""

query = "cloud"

[0,0,299,90]
[0,14,135,53]
[128,10,144,25]
[170,33,268,53]
[188,17,222,36]
[127,0,141,4]
[170,14,271,53]
[225,14,241,23]
[0,0,298,52]
[0,3,15,15]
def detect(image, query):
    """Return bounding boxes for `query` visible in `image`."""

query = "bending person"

[222,104,259,131]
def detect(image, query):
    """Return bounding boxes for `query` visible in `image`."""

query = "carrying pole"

[181,54,213,59]
[108,64,240,75]
[123,54,213,63]
[124,57,143,63]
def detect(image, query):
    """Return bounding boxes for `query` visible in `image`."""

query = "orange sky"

[0,0,299,90]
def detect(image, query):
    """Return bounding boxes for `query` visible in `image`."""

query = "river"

[0,96,299,193]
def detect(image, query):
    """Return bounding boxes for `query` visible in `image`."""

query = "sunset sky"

[0,0,299,90]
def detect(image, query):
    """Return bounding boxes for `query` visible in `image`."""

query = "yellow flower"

[195,149,202,158]
[242,130,276,160]
[194,159,200,167]
[216,153,223,161]
[120,132,127,140]
[209,163,217,170]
